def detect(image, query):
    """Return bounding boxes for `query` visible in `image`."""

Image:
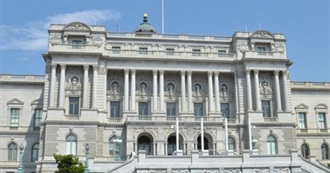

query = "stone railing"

[49,44,102,53]
[0,74,45,84]
[244,51,285,59]
[126,116,225,123]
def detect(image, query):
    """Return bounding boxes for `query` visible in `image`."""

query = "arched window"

[267,135,278,155]
[197,135,209,150]
[301,144,310,159]
[321,143,329,160]
[228,137,236,151]
[138,136,152,155]
[66,134,77,155]
[8,143,18,161]
[31,143,39,161]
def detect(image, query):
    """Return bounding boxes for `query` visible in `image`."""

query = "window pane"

[166,48,174,56]
[194,103,203,116]
[32,144,39,161]
[192,49,201,56]
[262,101,271,117]
[34,109,42,127]
[139,102,148,116]
[8,143,17,161]
[10,108,20,125]
[221,103,229,118]
[298,113,306,129]
[139,47,148,55]
[110,101,121,117]
[218,50,226,57]
[166,102,176,116]
[112,46,121,54]
[318,113,326,129]
[66,135,77,155]
[69,97,79,115]
[321,144,329,160]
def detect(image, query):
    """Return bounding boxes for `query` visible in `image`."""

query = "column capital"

[60,64,66,69]
[282,70,288,76]
[83,65,89,71]
[159,69,164,75]
[51,63,57,68]
[124,69,130,74]
[254,69,259,74]
[131,69,136,74]
[214,71,220,76]
[274,70,279,76]
[207,71,213,76]
[152,69,158,75]
[93,65,99,70]
[187,70,192,75]
[245,69,251,74]
[180,70,186,75]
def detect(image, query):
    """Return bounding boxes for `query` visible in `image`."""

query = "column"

[104,69,108,110]
[208,71,214,113]
[254,70,261,111]
[92,65,98,108]
[83,65,89,108]
[274,70,282,112]
[58,64,66,108]
[49,64,57,107]
[187,71,193,113]
[159,70,165,112]
[130,69,136,111]
[246,70,253,111]
[124,69,129,111]
[153,70,158,111]
[282,71,289,112]
[214,72,220,113]
[180,71,186,113]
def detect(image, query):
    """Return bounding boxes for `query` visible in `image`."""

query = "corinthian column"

[92,65,98,108]
[214,72,220,113]
[274,70,282,112]
[246,70,253,111]
[208,71,214,113]
[254,70,261,111]
[58,64,66,108]
[153,70,158,111]
[159,70,165,112]
[181,71,186,113]
[282,71,289,112]
[49,64,57,107]
[83,65,89,108]
[187,71,193,112]
[124,69,129,111]
[130,69,136,111]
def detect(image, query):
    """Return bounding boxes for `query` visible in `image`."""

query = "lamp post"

[113,138,122,161]
[84,144,90,173]
[17,143,24,173]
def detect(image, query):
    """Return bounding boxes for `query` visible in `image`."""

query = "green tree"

[53,153,85,173]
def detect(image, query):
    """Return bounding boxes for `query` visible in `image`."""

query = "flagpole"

[225,118,228,151]
[176,117,179,152]
[201,117,204,152]
[162,0,164,34]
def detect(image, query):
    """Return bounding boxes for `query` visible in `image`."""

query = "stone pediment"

[7,98,24,105]
[295,103,309,109]
[63,22,91,31]
[251,30,274,39]
[31,99,43,106]
[315,103,328,109]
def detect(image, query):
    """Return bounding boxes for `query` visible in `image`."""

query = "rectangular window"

[69,97,80,115]
[221,103,229,118]
[110,101,121,117]
[10,108,20,125]
[139,47,148,55]
[34,109,42,128]
[218,50,226,57]
[112,46,121,54]
[166,48,175,56]
[192,49,201,56]
[298,113,307,129]
[139,102,148,116]
[72,40,82,49]
[318,113,326,129]
[194,103,203,116]
[262,101,271,117]
[256,46,266,55]
[166,102,176,116]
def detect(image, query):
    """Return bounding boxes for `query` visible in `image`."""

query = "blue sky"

[0,0,329,82]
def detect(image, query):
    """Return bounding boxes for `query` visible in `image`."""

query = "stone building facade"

[0,15,329,173]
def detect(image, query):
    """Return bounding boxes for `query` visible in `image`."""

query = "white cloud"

[0,9,121,51]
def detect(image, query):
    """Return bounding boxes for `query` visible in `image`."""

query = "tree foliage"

[53,153,85,173]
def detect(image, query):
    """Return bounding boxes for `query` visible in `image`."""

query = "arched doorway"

[167,134,184,155]
[197,133,214,154]
[138,135,153,155]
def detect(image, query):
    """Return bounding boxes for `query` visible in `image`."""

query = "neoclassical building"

[0,14,329,173]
